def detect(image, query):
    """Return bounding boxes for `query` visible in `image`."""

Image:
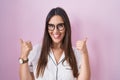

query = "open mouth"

[53,34,61,39]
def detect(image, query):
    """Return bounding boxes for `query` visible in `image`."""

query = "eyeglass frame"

[47,23,65,31]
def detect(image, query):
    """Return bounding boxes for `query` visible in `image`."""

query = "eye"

[48,24,54,30]
[57,23,64,30]
[58,24,63,27]
[48,24,54,27]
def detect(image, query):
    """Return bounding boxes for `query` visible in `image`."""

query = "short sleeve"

[73,47,81,74]
[28,44,41,72]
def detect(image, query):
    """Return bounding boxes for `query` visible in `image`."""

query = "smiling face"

[48,15,65,45]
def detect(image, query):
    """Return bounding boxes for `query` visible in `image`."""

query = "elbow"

[78,70,91,80]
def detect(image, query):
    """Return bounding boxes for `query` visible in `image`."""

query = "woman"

[19,7,90,80]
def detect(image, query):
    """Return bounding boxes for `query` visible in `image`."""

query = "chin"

[53,39,62,44]
[54,41,61,44]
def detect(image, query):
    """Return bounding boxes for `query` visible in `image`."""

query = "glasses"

[48,23,65,31]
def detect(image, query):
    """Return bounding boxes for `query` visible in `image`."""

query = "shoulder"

[28,43,42,72]
[32,43,41,53]
[72,47,81,73]
[72,47,81,56]
[72,47,81,64]
[28,43,41,62]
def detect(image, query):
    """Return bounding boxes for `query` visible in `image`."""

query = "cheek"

[62,32,65,37]
[61,30,65,36]
[48,31,52,36]
[48,30,66,39]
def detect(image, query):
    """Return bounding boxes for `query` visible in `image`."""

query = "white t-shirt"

[28,44,81,80]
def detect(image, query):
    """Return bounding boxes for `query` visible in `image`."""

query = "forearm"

[78,51,91,80]
[19,63,34,80]
[19,39,34,80]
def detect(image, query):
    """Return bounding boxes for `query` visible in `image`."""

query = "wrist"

[20,55,28,60]
[19,57,29,64]
[20,51,30,59]
[80,49,88,54]
[19,58,28,64]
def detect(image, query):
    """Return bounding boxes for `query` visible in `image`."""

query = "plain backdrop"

[0,0,120,80]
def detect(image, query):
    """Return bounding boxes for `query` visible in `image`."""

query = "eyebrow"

[48,23,64,25]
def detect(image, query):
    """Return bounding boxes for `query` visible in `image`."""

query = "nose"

[53,26,59,33]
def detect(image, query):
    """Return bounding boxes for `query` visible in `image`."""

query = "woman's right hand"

[20,39,33,59]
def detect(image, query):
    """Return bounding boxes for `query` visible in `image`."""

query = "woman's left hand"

[76,38,88,54]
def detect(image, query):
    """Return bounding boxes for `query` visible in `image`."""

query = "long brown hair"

[36,7,78,78]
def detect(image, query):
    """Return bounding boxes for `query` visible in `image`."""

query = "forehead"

[48,15,64,24]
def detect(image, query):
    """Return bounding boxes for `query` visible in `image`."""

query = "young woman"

[19,7,90,80]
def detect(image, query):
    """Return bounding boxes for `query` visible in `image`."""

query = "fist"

[76,38,88,54]
[20,39,33,59]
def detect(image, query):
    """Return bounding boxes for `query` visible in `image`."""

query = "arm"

[78,50,90,80]
[19,63,34,80]
[19,39,35,80]
[76,38,91,80]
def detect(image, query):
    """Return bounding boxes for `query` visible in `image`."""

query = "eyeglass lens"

[48,23,64,31]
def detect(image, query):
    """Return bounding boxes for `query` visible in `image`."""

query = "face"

[48,15,65,44]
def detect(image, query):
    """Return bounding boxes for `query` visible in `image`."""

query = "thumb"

[20,38,24,44]
[83,37,88,43]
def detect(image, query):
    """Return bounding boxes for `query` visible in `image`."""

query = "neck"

[52,42,61,49]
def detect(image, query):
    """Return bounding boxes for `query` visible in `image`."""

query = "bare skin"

[19,38,90,80]
[76,38,91,80]
[19,39,34,80]
[19,15,90,80]
[48,15,65,64]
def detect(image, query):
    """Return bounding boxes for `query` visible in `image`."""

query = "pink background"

[0,0,120,80]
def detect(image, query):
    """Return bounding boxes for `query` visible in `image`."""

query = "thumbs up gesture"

[20,39,33,59]
[76,38,88,54]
